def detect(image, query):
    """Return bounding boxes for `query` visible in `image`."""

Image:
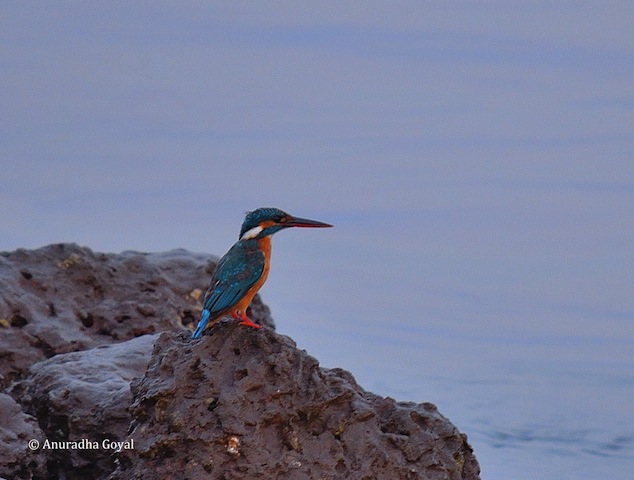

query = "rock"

[111,326,480,480]
[1,244,480,479]
[0,243,275,388]
[0,393,47,480]
[10,334,159,480]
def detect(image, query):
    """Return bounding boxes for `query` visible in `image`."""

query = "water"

[270,210,634,479]
[279,310,634,480]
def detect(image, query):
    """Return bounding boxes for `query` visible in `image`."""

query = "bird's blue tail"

[192,309,210,339]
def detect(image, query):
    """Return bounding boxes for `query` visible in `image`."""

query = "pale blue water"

[276,297,634,479]
[2,3,633,479]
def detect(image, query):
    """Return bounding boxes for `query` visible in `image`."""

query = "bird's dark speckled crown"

[239,208,289,239]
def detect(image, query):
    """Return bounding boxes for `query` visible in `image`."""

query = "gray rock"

[0,243,274,388]
[1,244,480,480]
[0,393,46,480]
[111,326,480,480]
[11,334,159,480]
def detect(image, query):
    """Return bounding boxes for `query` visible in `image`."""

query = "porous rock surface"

[10,334,159,480]
[0,242,273,388]
[1,244,479,480]
[111,326,480,480]
[0,243,272,480]
[0,393,47,480]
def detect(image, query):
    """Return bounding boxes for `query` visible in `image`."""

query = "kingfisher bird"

[192,207,332,339]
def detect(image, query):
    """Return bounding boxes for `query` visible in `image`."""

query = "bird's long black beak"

[285,215,333,228]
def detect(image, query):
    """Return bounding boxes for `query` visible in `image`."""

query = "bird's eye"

[279,216,290,223]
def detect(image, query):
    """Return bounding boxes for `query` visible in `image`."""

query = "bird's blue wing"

[192,240,264,338]
[203,240,265,315]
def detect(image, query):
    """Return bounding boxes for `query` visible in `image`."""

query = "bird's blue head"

[239,207,332,240]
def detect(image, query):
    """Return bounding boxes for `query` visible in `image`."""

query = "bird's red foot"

[239,318,262,329]
[233,312,262,329]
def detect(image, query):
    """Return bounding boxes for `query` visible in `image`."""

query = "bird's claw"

[238,313,262,329]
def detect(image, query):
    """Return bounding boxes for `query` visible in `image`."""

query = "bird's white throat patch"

[240,225,263,240]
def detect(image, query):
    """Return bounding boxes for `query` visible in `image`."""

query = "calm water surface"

[279,307,634,480]
[269,209,634,480]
